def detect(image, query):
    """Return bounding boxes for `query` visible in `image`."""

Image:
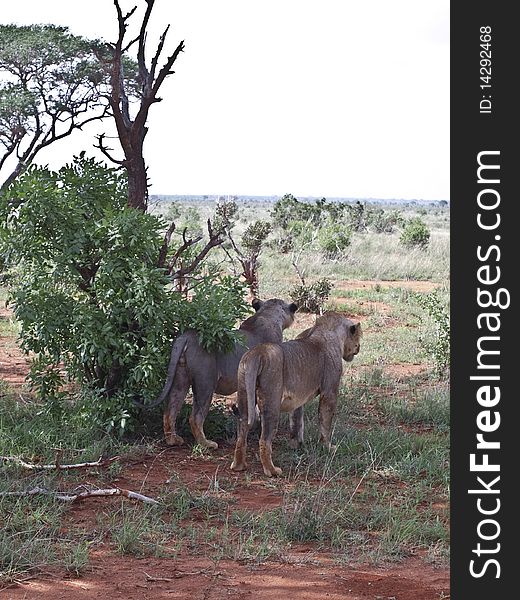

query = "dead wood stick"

[0,486,160,505]
[0,455,120,471]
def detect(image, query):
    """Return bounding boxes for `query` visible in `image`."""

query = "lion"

[230,312,361,477]
[147,298,297,449]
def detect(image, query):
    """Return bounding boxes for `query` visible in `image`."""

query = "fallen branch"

[0,486,160,505]
[0,455,119,471]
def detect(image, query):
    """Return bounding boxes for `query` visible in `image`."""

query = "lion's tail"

[133,334,189,409]
[243,352,262,428]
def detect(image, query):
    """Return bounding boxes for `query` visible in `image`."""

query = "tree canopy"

[0,24,114,191]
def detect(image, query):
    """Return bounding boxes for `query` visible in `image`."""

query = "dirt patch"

[2,554,449,600]
[383,363,427,380]
[0,309,30,389]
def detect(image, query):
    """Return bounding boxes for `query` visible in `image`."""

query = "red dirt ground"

[0,286,450,599]
[2,556,449,600]
[1,449,450,600]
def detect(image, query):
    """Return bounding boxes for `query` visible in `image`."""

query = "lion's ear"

[252,298,263,311]
[350,324,358,335]
[289,303,298,314]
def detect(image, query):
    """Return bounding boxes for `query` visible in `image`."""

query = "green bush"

[415,291,450,377]
[400,217,430,248]
[317,223,352,257]
[290,278,333,314]
[366,208,404,233]
[0,156,249,433]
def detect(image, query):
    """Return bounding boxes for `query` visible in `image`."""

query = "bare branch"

[157,220,177,268]
[291,247,307,285]
[150,25,170,82]
[0,486,160,505]
[151,40,185,97]
[95,133,128,166]
[136,0,155,92]
[169,219,224,282]
[0,455,119,471]
[122,34,141,54]
[167,228,203,273]
[0,452,120,471]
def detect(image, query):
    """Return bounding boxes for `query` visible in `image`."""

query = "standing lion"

[230,312,361,477]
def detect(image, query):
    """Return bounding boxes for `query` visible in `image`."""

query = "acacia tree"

[0,25,114,191]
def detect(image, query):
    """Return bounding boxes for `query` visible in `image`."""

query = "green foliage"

[176,206,203,238]
[175,275,250,353]
[366,208,404,233]
[241,220,272,256]
[164,202,202,238]
[345,200,369,232]
[0,157,249,433]
[271,193,321,230]
[415,291,450,377]
[270,195,405,261]
[317,223,352,257]
[0,25,124,187]
[290,277,333,314]
[400,217,431,248]
[213,197,239,232]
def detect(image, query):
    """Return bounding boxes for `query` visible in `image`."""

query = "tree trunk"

[127,155,148,211]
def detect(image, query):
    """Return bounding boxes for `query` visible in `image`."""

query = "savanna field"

[0,195,450,599]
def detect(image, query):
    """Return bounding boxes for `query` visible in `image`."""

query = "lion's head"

[250,298,298,330]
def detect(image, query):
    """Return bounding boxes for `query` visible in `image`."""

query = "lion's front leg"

[318,392,337,450]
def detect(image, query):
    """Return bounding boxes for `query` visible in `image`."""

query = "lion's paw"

[201,439,219,450]
[264,465,283,478]
[165,434,185,446]
[230,460,247,472]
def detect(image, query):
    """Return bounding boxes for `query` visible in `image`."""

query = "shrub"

[367,208,404,234]
[290,278,333,314]
[271,193,321,230]
[400,217,430,248]
[241,220,272,256]
[0,157,249,433]
[415,291,450,377]
[317,224,352,257]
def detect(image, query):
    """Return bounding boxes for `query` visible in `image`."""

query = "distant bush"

[318,224,352,257]
[367,208,404,234]
[290,278,333,314]
[271,193,322,230]
[400,217,430,248]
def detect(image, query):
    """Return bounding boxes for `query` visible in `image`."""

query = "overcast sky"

[2,1,449,200]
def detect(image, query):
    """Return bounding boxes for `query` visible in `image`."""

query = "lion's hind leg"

[258,391,283,477]
[189,383,219,450]
[230,379,250,472]
[288,406,304,449]
[318,391,338,450]
[163,357,190,446]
